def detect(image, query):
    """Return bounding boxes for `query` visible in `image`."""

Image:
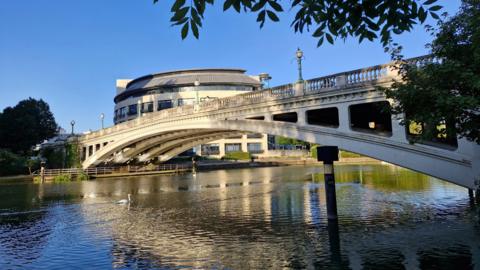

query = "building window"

[177,98,195,107]
[119,107,127,118]
[247,143,263,153]
[141,102,154,113]
[157,100,173,111]
[225,143,241,153]
[201,144,220,155]
[127,104,137,116]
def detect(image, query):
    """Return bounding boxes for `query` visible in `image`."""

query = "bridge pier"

[317,146,339,220]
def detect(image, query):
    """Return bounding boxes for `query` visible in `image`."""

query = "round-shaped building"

[114,68,262,124]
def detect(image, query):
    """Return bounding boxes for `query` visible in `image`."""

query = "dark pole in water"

[327,219,342,266]
[316,146,339,220]
[468,189,475,207]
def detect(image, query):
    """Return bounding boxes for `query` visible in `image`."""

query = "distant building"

[114,68,308,160]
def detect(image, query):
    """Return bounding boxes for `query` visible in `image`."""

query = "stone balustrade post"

[336,74,347,87]
[294,81,305,96]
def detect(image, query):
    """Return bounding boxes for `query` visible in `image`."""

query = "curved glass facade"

[114,69,261,124]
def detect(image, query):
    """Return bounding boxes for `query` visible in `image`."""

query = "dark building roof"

[115,68,261,103]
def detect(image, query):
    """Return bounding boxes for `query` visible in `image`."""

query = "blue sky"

[0,1,461,132]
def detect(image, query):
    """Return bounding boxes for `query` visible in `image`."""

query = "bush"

[53,174,72,182]
[41,147,65,169]
[223,151,252,160]
[0,149,27,176]
[310,145,319,159]
[340,151,363,158]
[76,172,90,181]
[65,143,81,168]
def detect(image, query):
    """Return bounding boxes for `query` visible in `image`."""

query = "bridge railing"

[83,55,437,141]
[33,164,192,178]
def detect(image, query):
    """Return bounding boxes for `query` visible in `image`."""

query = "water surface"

[0,164,479,269]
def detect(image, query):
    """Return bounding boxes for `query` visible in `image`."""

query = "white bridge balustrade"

[77,55,480,189]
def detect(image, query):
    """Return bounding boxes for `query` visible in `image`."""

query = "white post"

[336,74,347,87]
[294,81,305,96]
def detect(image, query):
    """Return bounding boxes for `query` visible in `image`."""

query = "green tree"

[384,0,479,144]
[0,98,59,154]
[155,0,442,46]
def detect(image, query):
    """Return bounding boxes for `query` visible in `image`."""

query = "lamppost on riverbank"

[100,113,105,129]
[296,48,304,82]
[70,120,75,135]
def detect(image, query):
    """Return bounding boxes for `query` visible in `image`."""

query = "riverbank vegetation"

[0,98,59,176]
[223,151,252,160]
[384,0,479,144]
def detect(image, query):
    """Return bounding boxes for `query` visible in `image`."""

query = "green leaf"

[326,33,333,44]
[191,20,199,39]
[251,0,265,12]
[316,37,324,47]
[194,0,206,15]
[418,7,427,23]
[423,0,437,5]
[191,8,202,26]
[181,22,189,39]
[428,5,442,12]
[268,1,283,12]
[171,17,189,26]
[171,0,186,12]
[171,7,189,22]
[312,27,324,37]
[266,10,279,22]
[241,0,252,9]
[257,10,266,27]
[430,12,439,19]
[223,0,234,11]
[233,0,241,12]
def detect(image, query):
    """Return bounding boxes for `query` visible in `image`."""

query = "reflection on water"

[0,164,479,269]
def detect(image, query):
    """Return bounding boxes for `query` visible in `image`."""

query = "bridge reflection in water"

[0,165,479,269]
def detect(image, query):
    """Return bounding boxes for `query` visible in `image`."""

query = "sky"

[0,1,461,132]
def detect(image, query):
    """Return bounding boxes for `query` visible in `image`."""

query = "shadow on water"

[0,164,479,269]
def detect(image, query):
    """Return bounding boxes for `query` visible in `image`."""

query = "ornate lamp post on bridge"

[70,120,76,135]
[296,48,304,82]
[259,73,272,89]
[194,78,200,104]
[100,113,105,129]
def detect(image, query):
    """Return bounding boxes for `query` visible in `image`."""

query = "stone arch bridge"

[78,56,480,189]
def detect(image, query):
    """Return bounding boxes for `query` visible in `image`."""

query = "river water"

[0,164,479,269]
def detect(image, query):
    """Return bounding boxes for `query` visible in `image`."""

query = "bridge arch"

[82,118,476,188]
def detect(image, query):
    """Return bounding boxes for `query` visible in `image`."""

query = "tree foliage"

[384,0,479,144]
[155,0,442,46]
[0,98,59,154]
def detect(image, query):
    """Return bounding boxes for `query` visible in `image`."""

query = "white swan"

[117,194,131,204]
